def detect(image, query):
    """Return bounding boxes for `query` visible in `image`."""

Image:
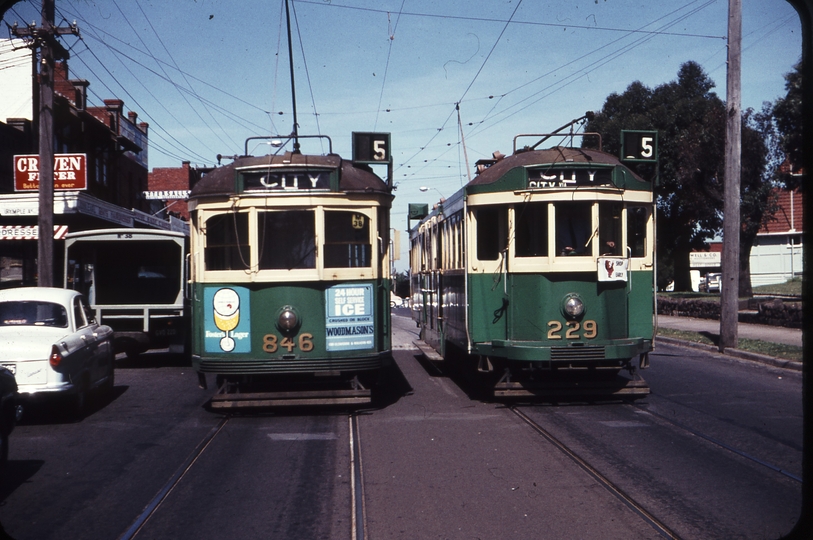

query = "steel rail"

[349,413,368,540]
[510,406,681,540]
[634,404,802,484]
[117,416,230,540]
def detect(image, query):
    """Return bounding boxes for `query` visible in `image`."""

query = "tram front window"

[555,202,592,256]
[324,211,371,268]
[628,205,648,257]
[205,213,250,271]
[515,202,548,257]
[258,210,316,269]
[476,206,507,261]
[599,202,623,256]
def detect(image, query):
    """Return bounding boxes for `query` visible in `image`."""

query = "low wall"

[657,296,802,329]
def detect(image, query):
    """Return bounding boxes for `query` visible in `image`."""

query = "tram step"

[413,339,444,361]
[210,388,371,408]
[494,377,650,398]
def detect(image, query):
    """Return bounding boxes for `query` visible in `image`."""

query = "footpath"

[657,314,803,371]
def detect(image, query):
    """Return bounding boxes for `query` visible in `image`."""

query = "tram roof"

[468,146,644,187]
[189,152,390,198]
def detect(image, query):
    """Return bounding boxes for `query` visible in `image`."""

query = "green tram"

[188,134,394,407]
[409,136,656,398]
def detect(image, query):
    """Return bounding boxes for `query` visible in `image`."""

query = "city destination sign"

[526,167,612,189]
[14,154,88,191]
[242,170,332,192]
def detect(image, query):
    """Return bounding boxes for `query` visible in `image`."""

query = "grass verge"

[657,327,803,362]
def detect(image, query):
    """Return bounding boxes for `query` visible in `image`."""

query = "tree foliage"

[584,61,772,294]
[772,61,804,189]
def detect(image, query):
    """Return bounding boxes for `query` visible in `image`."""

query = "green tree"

[772,61,804,190]
[585,61,772,295]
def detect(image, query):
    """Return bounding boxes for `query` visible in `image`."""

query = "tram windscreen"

[515,202,548,257]
[324,211,371,268]
[555,202,593,256]
[476,207,507,261]
[599,202,623,256]
[205,213,250,270]
[627,205,648,257]
[258,210,316,269]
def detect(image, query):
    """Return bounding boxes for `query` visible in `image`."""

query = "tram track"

[632,403,803,484]
[118,411,367,540]
[509,406,681,540]
[349,412,368,540]
[118,416,231,540]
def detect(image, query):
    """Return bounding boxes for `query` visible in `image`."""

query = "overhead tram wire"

[374,2,405,131]
[66,33,212,165]
[56,4,278,138]
[290,0,324,152]
[131,0,240,152]
[396,0,524,178]
[53,8,216,164]
[470,0,719,133]
[467,0,721,142]
[295,0,724,41]
[401,0,720,176]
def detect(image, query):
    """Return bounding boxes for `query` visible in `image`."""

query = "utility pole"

[11,0,78,286]
[720,0,741,350]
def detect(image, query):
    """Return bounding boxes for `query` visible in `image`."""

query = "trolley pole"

[720,0,741,351]
[11,0,78,286]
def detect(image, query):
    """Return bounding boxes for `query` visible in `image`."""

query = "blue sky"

[1,1,802,268]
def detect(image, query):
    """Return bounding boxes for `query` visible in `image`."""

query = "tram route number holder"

[620,130,658,163]
[352,132,393,188]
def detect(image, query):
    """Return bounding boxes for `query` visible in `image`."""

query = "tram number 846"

[547,320,598,340]
[263,333,315,353]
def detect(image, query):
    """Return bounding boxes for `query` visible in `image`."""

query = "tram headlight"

[277,305,299,332]
[562,293,585,319]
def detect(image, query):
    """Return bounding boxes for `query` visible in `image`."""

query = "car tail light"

[49,345,63,367]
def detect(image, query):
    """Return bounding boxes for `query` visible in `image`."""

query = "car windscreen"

[0,301,69,328]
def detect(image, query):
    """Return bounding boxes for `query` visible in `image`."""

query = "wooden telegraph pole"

[720,0,742,350]
[11,0,77,286]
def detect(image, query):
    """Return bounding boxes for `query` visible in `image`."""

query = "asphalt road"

[0,313,803,539]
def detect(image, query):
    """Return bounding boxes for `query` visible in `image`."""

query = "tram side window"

[205,213,250,271]
[258,210,316,269]
[628,205,648,257]
[324,211,371,268]
[515,202,548,257]
[476,206,507,261]
[555,202,593,256]
[598,202,623,256]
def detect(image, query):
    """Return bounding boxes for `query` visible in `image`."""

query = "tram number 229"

[263,333,314,353]
[547,320,597,340]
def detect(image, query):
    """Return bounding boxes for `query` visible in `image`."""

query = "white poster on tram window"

[325,284,375,351]
[598,257,628,282]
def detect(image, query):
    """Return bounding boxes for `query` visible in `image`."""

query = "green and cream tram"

[188,134,394,407]
[409,136,656,397]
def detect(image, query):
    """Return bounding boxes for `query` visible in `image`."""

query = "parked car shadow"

[0,459,43,501]
[115,350,191,369]
[16,385,128,425]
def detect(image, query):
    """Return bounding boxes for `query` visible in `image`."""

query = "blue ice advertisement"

[204,286,251,353]
[325,284,374,351]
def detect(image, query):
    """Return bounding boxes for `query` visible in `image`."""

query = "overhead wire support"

[10,0,79,287]
[285,0,300,153]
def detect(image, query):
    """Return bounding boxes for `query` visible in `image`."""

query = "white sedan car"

[0,287,115,414]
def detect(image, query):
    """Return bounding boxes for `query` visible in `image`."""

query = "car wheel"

[102,350,115,394]
[70,377,88,419]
